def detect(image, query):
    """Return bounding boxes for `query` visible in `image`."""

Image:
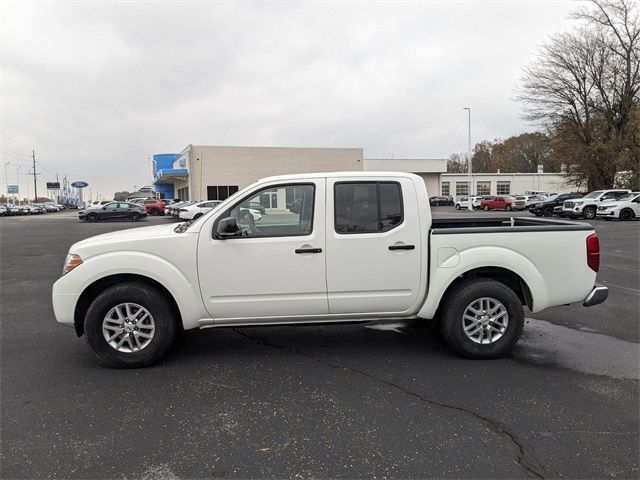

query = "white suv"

[596,192,640,221]
[562,189,630,219]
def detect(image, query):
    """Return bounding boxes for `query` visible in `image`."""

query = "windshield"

[584,190,604,199]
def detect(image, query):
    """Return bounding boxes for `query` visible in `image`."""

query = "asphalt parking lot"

[1,209,638,479]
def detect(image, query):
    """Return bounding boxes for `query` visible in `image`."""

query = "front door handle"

[295,248,322,254]
[388,244,415,251]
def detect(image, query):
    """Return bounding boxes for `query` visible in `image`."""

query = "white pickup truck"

[52,172,608,367]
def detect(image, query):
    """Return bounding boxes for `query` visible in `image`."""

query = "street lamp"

[4,161,12,204]
[463,107,472,211]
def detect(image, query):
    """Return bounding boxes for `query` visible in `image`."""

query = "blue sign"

[71,181,89,188]
[7,185,19,194]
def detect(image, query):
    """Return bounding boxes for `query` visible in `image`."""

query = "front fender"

[56,251,208,330]
[418,246,550,319]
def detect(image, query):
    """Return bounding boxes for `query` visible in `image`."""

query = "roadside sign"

[71,181,89,188]
[7,185,19,194]
[46,182,61,190]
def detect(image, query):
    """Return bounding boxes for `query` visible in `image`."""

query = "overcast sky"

[2,0,576,199]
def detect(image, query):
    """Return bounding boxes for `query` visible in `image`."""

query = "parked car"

[178,200,223,220]
[142,199,166,216]
[53,172,607,367]
[562,189,631,219]
[512,195,545,211]
[430,196,453,206]
[172,201,196,218]
[248,202,266,214]
[79,202,147,222]
[455,196,482,210]
[0,205,7,216]
[596,192,640,221]
[480,196,515,211]
[29,205,46,214]
[529,193,584,217]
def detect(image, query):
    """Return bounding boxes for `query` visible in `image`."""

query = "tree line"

[449,0,639,190]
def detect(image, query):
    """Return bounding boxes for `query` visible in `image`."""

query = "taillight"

[586,233,600,272]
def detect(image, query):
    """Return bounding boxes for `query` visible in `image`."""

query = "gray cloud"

[3,0,574,198]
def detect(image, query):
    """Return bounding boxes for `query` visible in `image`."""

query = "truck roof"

[259,171,422,183]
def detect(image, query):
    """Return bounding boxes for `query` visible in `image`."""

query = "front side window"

[219,184,315,238]
[104,203,119,209]
[335,182,403,234]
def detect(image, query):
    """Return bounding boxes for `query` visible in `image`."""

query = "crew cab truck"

[52,172,608,368]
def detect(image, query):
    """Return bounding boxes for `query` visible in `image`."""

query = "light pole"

[4,161,12,204]
[463,107,472,211]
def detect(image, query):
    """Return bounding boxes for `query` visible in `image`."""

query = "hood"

[70,223,190,255]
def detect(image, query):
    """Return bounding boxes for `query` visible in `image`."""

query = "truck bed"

[431,216,592,234]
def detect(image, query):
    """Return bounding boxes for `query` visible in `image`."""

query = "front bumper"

[583,284,608,307]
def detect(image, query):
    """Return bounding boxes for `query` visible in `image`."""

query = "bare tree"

[447,153,467,173]
[518,0,639,190]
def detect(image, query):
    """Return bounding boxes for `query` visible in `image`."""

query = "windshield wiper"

[174,220,194,233]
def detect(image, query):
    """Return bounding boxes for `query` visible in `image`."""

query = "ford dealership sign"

[71,181,89,188]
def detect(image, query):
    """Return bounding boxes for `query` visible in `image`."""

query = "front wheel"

[150,208,160,216]
[583,206,596,219]
[87,213,98,222]
[439,278,524,359]
[130,212,141,222]
[506,205,512,212]
[455,204,461,210]
[84,282,178,368]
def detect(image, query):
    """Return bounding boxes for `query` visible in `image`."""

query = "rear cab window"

[334,182,403,234]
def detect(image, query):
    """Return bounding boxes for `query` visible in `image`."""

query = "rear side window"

[335,182,403,234]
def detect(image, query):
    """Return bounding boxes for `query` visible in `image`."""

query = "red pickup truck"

[480,196,515,211]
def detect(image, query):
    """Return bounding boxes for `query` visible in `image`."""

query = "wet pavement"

[1,210,638,478]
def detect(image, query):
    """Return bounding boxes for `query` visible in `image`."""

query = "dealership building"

[151,145,448,202]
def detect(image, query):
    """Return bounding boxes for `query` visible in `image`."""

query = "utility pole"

[32,150,38,203]
[463,107,472,211]
[4,162,11,204]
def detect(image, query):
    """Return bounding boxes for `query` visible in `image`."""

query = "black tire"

[619,208,635,221]
[543,207,553,217]
[87,213,98,222]
[439,278,524,359]
[506,205,512,212]
[483,205,489,211]
[130,212,141,222]
[533,211,543,217]
[150,208,160,216]
[455,204,461,210]
[84,282,178,368]
[583,206,596,219]
[193,213,203,219]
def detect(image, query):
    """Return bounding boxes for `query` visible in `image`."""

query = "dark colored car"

[142,199,166,216]
[79,202,147,222]
[529,193,584,217]
[430,196,453,206]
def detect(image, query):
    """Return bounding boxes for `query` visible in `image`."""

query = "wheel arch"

[73,274,182,337]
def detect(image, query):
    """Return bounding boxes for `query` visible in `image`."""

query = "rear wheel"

[455,204,461,210]
[87,213,98,222]
[543,207,553,217]
[619,208,635,221]
[483,205,489,211]
[150,208,160,216]
[506,205,512,212]
[440,278,524,359]
[130,212,141,222]
[583,206,596,219]
[193,213,203,219]
[84,282,178,368]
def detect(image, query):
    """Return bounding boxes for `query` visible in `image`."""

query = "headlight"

[574,201,584,206]
[62,253,83,275]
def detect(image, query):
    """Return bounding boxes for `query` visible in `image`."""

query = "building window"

[177,187,189,201]
[455,182,469,197]
[441,182,450,196]
[334,182,403,234]
[207,185,239,201]
[497,181,510,195]
[476,181,491,195]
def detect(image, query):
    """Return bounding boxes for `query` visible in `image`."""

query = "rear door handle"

[295,248,322,254]
[388,245,415,251]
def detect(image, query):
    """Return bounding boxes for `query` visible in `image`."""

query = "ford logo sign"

[71,181,89,188]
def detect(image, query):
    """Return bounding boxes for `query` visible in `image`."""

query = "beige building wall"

[441,173,576,198]
[177,146,363,201]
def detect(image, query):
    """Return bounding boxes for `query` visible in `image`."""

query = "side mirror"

[215,217,239,239]
[102,206,107,210]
